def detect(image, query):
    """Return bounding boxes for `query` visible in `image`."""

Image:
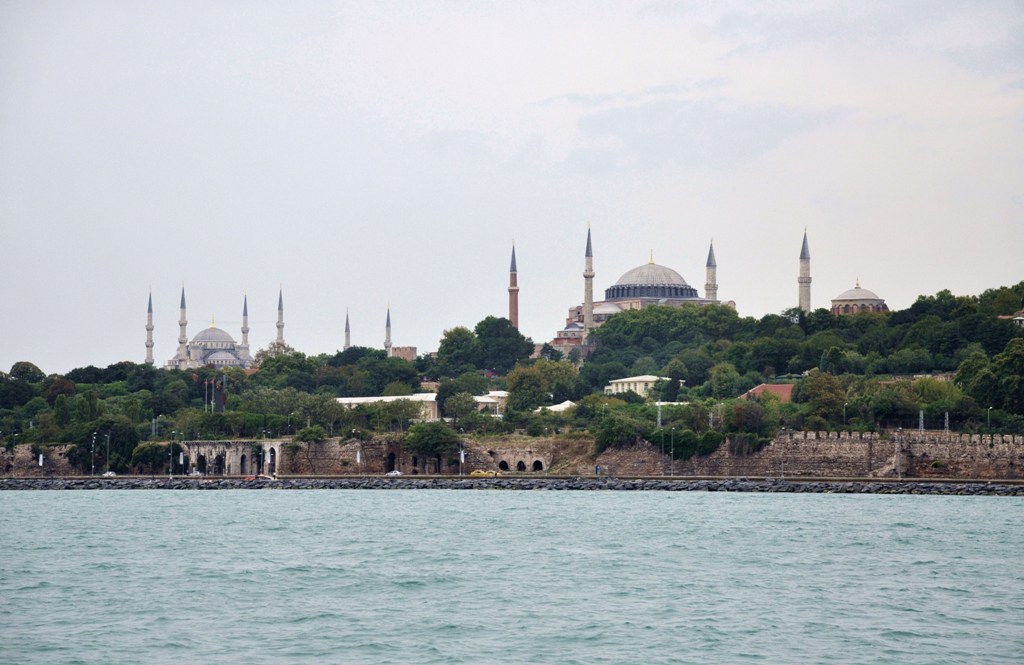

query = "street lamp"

[105,433,111,474]
[91,431,96,476]
[843,402,848,426]
[670,427,675,477]
[660,428,665,476]
[988,406,993,429]
[459,428,465,476]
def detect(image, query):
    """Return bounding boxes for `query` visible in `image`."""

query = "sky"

[2,1,1023,375]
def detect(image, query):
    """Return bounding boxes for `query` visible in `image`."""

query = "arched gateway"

[181,440,282,476]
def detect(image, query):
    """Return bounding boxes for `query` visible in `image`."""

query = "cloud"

[572,98,842,170]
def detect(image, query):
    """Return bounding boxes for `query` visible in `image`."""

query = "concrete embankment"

[2,477,1023,496]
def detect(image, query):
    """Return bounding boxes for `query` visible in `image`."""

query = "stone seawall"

[669,431,1024,480]
[2,476,1022,496]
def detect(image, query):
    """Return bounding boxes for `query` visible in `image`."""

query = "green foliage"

[404,421,461,457]
[130,441,166,475]
[295,425,327,444]
[593,410,652,454]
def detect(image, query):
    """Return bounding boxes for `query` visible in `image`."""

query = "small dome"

[206,350,237,361]
[192,327,236,344]
[834,286,881,301]
[614,263,689,287]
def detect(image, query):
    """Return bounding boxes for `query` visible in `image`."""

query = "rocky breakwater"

[2,477,1023,496]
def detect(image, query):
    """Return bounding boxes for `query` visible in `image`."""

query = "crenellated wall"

[671,431,1024,479]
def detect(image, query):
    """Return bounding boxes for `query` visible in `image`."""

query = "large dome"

[192,327,237,344]
[834,286,881,301]
[614,262,689,287]
[606,261,699,301]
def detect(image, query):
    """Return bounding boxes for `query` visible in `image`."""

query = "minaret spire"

[344,309,351,351]
[384,306,392,357]
[798,230,812,313]
[176,286,188,362]
[145,291,154,365]
[276,288,285,345]
[704,240,718,302]
[238,294,252,366]
[583,227,595,342]
[508,243,520,329]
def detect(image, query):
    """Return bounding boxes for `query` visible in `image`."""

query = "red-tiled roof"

[742,383,795,403]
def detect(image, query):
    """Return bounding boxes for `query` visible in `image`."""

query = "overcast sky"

[2,1,1022,375]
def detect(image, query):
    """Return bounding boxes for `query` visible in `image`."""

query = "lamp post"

[660,428,665,476]
[987,406,992,430]
[459,428,465,476]
[105,433,111,474]
[670,427,675,477]
[843,402,848,426]
[91,431,96,476]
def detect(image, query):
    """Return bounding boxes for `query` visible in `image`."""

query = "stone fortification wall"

[1,444,76,477]
[670,431,1024,480]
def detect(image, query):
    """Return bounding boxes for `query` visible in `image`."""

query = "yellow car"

[470,469,501,477]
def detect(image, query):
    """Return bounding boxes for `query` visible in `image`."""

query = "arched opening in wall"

[214,454,225,475]
[532,460,544,471]
[435,454,442,474]
[498,460,509,471]
[386,452,396,473]
[268,448,277,475]
[516,461,526,471]
[240,454,248,476]
[197,454,207,475]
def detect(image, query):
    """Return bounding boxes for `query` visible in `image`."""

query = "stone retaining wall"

[2,476,1021,496]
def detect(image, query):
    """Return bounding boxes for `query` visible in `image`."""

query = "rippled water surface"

[1,491,1022,664]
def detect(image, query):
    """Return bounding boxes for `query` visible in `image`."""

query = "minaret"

[384,306,392,357]
[176,287,188,361]
[704,241,718,302]
[239,295,251,362]
[508,244,519,329]
[798,230,812,313]
[582,228,595,342]
[276,288,285,345]
[344,310,351,350]
[145,291,154,365]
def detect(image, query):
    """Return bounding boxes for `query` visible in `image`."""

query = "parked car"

[102,471,116,477]
[385,470,403,476]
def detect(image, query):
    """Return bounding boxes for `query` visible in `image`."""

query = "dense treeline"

[1,285,1022,473]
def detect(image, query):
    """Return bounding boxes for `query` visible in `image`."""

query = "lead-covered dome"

[831,281,887,316]
[606,260,699,300]
[192,327,237,344]
[834,285,881,301]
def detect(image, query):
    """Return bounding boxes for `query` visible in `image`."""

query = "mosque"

[546,229,731,354]
[539,229,886,355]
[147,288,286,369]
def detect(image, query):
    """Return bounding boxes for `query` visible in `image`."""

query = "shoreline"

[2,476,1022,495]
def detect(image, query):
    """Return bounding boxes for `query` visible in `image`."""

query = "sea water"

[1,490,1021,664]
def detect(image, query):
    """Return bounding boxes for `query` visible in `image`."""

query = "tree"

[9,361,45,383]
[800,369,846,422]
[436,327,480,377]
[404,421,461,458]
[506,365,547,412]
[130,441,166,475]
[295,425,327,444]
[593,410,651,454]
[474,316,533,374]
[444,392,477,422]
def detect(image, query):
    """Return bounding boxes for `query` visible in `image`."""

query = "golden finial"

[649,249,655,264]
[211,315,217,328]
[856,277,860,288]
